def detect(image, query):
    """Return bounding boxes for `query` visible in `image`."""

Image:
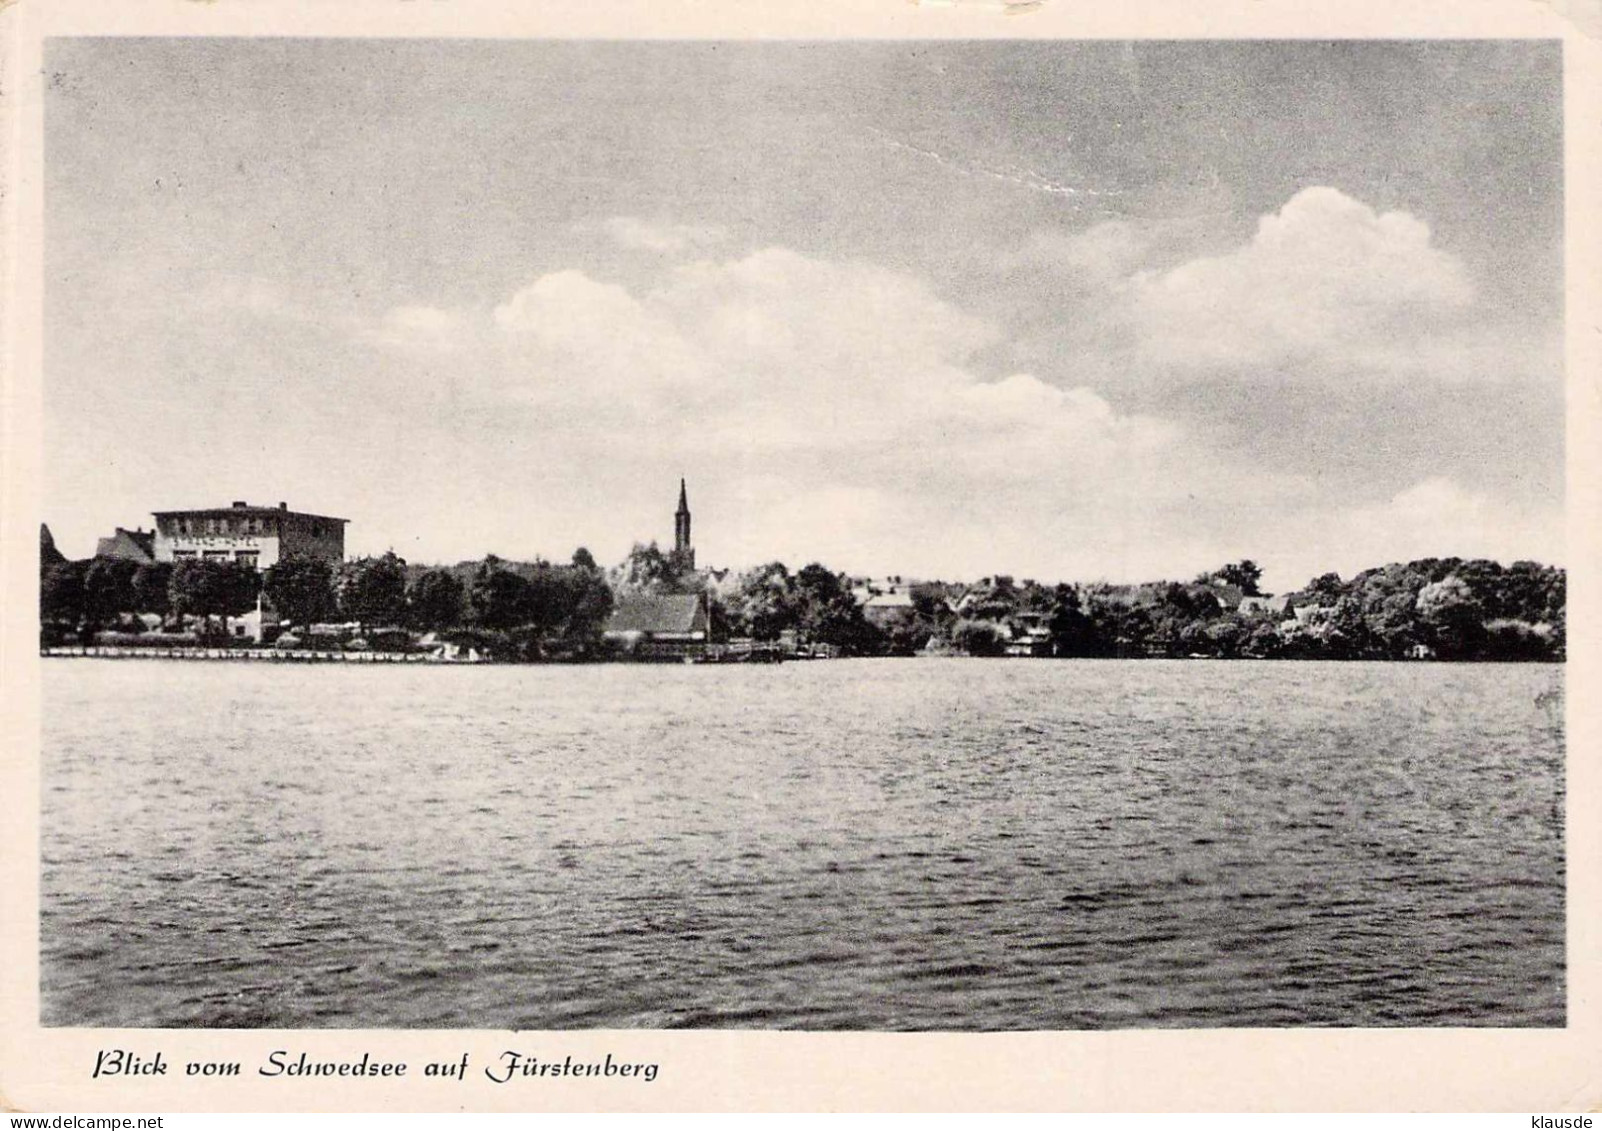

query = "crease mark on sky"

[908,0,1047,12]
[868,126,1123,203]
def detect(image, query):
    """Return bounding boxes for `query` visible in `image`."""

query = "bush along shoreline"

[40,547,1564,663]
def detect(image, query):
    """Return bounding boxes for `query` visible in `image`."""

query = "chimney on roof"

[232,501,247,508]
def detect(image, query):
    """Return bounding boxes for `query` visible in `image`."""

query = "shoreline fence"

[41,645,439,663]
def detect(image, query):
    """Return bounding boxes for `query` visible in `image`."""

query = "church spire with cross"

[672,477,695,571]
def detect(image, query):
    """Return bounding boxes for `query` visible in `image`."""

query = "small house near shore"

[1005,610,1054,657]
[604,592,712,660]
[1238,593,1297,619]
[861,589,915,629]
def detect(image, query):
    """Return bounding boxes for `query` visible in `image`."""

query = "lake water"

[40,658,1564,1029]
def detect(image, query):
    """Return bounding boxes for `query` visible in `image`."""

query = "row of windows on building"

[172,549,260,568]
[171,516,267,536]
[169,516,333,538]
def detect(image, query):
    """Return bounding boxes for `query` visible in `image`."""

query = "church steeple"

[673,478,695,570]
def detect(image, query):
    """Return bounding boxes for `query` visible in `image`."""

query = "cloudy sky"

[44,39,1563,590]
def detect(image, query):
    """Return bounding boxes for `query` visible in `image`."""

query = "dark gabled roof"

[94,528,156,564]
[605,592,706,635]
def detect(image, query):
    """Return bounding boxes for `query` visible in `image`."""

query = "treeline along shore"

[40,542,1564,663]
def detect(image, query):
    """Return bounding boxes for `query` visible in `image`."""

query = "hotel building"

[151,501,347,571]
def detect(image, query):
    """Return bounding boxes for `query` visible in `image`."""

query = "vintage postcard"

[2,0,1599,1113]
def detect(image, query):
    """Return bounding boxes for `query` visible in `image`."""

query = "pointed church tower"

[672,478,695,571]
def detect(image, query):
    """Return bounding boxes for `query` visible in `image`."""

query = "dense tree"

[1087,593,1153,658]
[40,543,1564,663]
[1416,574,1486,659]
[555,565,614,646]
[524,561,614,643]
[1363,588,1422,655]
[1146,583,1221,655]
[82,557,139,628]
[164,559,208,623]
[41,559,89,630]
[879,615,933,656]
[730,562,797,641]
[131,561,174,621]
[263,558,337,629]
[1201,617,1247,658]
[1206,561,1264,596]
[1241,620,1284,659]
[953,618,1008,657]
[469,561,533,632]
[911,584,954,625]
[793,563,880,654]
[168,559,260,637]
[522,564,570,635]
[406,569,466,631]
[927,557,1562,662]
[338,552,408,627]
[1483,618,1555,661]
[962,575,1018,621]
[1047,585,1099,657]
[1016,580,1057,614]
[1302,572,1345,604]
[451,555,614,657]
[615,541,687,593]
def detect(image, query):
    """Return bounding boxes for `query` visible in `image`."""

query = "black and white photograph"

[6,1,1598,1110]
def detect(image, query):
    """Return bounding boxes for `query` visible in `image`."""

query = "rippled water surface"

[42,659,1564,1028]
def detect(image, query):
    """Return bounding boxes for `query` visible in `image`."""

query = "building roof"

[1205,582,1246,609]
[864,591,914,608]
[152,502,348,523]
[94,527,156,564]
[605,592,707,635]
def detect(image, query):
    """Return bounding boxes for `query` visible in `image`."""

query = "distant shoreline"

[39,644,1565,665]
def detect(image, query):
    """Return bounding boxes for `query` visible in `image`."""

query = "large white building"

[151,501,347,571]
[148,501,348,644]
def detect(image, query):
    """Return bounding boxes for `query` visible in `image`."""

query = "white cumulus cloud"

[1128,186,1476,374]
